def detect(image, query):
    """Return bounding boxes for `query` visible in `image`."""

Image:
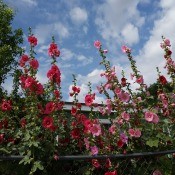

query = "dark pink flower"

[24,76,35,88]
[28,35,37,46]
[90,146,98,155]
[85,94,95,106]
[29,59,39,70]
[1,100,12,111]
[42,116,54,130]
[118,91,130,103]
[136,75,144,84]
[92,159,101,168]
[45,101,55,114]
[90,124,101,137]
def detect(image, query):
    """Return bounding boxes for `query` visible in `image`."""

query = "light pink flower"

[152,113,159,124]
[121,111,130,121]
[128,128,135,137]
[134,129,141,138]
[121,45,131,53]
[90,124,101,137]
[114,87,121,94]
[109,124,116,134]
[164,39,170,46]
[94,40,101,49]
[91,146,98,155]
[118,91,130,103]
[84,138,90,149]
[145,111,154,122]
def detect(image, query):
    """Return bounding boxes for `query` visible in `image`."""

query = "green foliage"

[0,0,23,88]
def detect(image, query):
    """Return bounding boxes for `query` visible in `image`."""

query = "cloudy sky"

[4,0,175,102]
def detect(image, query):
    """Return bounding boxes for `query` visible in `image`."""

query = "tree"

[0,0,23,87]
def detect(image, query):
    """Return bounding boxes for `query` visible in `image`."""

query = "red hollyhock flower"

[117,139,124,148]
[71,106,77,116]
[121,78,127,87]
[29,59,39,70]
[48,43,60,57]
[1,100,12,111]
[20,118,27,128]
[42,116,54,130]
[71,128,80,139]
[28,35,37,46]
[92,159,101,168]
[85,94,95,106]
[159,75,167,85]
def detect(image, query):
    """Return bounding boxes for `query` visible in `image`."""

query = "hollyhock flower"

[128,128,135,137]
[42,116,54,130]
[29,59,39,70]
[90,146,98,155]
[121,77,127,86]
[105,158,112,169]
[117,139,124,148]
[45,101,55,114]
[28,35,37,46]
[71,128,80,139]
[121,45,131,53]
[104,170,117,175]
[94,40,101,49]
[118,91,130,103]
[120,133,128,144]
[159,75,167,85]
[114,87,121,94]
[48,43,60,57]
[71,106,77,116]
[54,155,59,161]
[121,111,130,121]
[54,90,60,98]
[164,39,170,46]
[134,129,141,138]
[84,138,90,149]
[145,111,154,122]
[25,76,35,88]
[103,49,108,53]
[21,54,29,62]
[92,159,101,168]
[85,94,95,106]
[109,124,116,135]
[90,124,101,137]
[72,86,80,93]
[1,100,12,111]
[153,169,162,175]
[129,129,141,138]
[152,114,159,124]
[136,75,144,84]
[36,83,44,95]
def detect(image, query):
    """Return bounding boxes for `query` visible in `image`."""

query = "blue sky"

[3,0,175,102]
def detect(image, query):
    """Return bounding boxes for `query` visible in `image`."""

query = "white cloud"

[61,48,74,61]
[121,23,139,45]
[34,23,69,44]
[21,0,37,6]
[70,7,88,24]
[95,0,144,48]
[123,0,175,85]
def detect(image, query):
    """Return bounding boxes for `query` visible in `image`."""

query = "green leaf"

[146,139,159,147]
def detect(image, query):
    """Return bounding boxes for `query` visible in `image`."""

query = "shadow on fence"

[0,150,175,175]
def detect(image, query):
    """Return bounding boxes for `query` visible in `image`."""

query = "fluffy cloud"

[121,23,139,45]
[70,7,88,24]
[95,0,144,47]
[34,22,69,44]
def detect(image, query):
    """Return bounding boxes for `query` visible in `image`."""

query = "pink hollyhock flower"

[136,75,144,84]
[91,146,98,155]
[153,169,162,175]
[121,111,130,121]
[134,129,141,138]
[1,100,12,111]
[120,133,128,143]
[152,114,159,124]
[105,158,112,168]
[128,128,135,137]
[114,87,121,94]
[28,35,37,46]
[104,170,117,175]
[92,159,101,168]
[164,39,170,46]
[121,45,131,53]
[85,94,95,106]
[84,138,90,149]
[24,76,35,88]
[145,111,154,122]
[118,91,130,103]
[20,118,26,128]
[29,59,39,70]
[109,124,116,135]
[42,116,54,130]
[94,40,101,49]
[90,124,101,137]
